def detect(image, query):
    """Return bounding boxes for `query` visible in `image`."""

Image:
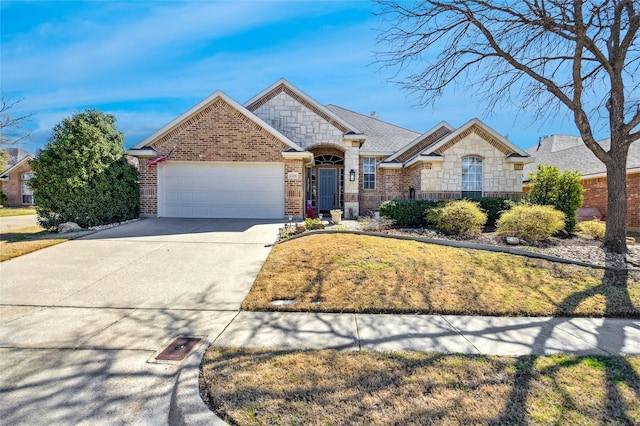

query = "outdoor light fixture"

[349,169,356,181]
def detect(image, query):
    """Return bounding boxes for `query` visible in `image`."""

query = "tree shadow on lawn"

[492,254,640,424]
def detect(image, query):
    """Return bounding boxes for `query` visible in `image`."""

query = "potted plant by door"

[330,209,343,224]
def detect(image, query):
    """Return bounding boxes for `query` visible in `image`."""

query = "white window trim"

[363,157,376,190]
[461,156,483,197]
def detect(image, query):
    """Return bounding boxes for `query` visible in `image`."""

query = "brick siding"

[581,172,639,228]
[1,161,32,207]
[137,97,300,217]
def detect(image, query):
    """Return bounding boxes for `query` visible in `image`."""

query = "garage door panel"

[159,163,284,219]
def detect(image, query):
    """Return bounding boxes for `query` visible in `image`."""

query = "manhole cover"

[155,337,201,361]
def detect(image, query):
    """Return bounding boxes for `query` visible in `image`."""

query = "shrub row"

[379,197,514,229]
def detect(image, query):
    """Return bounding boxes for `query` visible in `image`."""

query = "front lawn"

[0,226,67,261]
[0,207,37,217]
[201,348,640,425]
[243,234,640,317]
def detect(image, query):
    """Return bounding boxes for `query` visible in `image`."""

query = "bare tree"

[0,95,34,146]
[375,0,639,254]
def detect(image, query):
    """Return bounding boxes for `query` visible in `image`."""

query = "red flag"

[147,155,168,168]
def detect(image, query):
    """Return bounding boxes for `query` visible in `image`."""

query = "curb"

[279,229,631,272]
[169,341,226,426]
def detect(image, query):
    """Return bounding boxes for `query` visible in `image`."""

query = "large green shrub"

[526,164,584,233]
[0,189,7,206]
[470,197,517,227]
[496,204,565,242]
[29,109,139,229]
[431,200,487,235]
[379,199,440,227]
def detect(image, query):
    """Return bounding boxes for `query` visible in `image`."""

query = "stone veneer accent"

[137,97,304,217]
[430,130,524,193]
[246,84,350,133]
[250,91,346,149]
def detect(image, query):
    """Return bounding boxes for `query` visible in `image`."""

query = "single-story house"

[524,135,640,230]
[0,148,35,207]
[128,79,534,219]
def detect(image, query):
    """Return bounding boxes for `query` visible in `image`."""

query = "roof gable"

[424,119,530,158]
[383,122,454,163]
[130,90,304,152]
[244,79,360,135]
[1,154,33,178]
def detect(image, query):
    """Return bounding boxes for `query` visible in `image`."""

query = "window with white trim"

[461,156,483,198]
[363,157,376,190]
[21,173,34,205]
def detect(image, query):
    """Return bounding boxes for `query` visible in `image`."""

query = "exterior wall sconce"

[349,169,356,181]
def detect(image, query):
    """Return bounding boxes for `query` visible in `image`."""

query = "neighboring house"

[523,135,640,230]
[128,79,533,219]
[0,148,35,207]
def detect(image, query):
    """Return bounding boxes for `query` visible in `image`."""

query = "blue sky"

[2,0,583,155]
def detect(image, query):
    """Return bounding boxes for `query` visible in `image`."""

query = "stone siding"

[250,91,345,150]
[425,130,524,193]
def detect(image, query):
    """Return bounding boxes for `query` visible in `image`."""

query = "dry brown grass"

[0,226,67,261]
[0,207,37,217]
[243,234,640,317]
[200,348,640,425]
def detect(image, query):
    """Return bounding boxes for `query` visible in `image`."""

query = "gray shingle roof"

[2,147,31,169]
[325,104,421,155]
[523,135,640,179]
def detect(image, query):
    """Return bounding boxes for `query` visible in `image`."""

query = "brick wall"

[284,159,305,217]
[1,161,32,207]
[582,172,639,228]
[137,97,295,217]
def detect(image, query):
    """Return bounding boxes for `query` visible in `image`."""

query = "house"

[128,79,533,219]
[0,148,35,207]
[523,135,640,230]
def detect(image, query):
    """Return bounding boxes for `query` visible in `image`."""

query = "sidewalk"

[177,310,640,424]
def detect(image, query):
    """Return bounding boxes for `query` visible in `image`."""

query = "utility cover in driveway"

[159,162,284,219]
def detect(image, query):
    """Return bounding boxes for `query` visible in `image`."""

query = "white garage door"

[159,162,285,219]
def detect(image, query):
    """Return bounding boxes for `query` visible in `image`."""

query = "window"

[461,156,483,198]
[21,172,34,205]
[363,157,376,190]
[21,180,34,205]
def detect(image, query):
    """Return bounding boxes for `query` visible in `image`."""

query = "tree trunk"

[602,138,629,254]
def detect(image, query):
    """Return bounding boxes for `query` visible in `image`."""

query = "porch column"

[344,144,360,218]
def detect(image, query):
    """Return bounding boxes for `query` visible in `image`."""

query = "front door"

[318,169,336,211]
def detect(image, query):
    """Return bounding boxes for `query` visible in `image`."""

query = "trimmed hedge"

[379,199,440,227]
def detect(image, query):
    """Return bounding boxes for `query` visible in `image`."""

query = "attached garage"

[128,90,310,219]
[159,162,285,219]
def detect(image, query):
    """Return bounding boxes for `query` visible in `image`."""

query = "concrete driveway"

[0,218,281,425]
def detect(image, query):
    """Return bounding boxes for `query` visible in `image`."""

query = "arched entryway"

[306,148,345,214]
